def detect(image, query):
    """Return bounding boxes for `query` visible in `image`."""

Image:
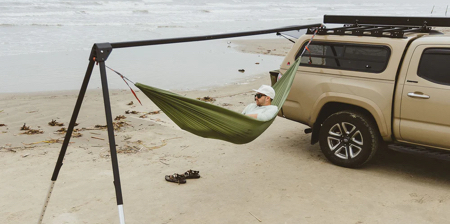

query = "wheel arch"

[310,96,389,145]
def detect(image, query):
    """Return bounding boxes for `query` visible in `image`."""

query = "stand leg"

[98,61,125,224]
[37,181,55,224]
[38,60,95,224]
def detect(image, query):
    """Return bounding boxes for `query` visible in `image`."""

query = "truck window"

[295,42,390,73]
[417,48,450,85]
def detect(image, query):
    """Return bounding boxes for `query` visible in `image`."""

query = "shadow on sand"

[295,139,450,186]
[368,148,450,184]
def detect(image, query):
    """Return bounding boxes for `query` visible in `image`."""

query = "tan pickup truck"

[271,15,450,167]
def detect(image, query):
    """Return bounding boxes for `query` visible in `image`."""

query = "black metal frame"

[307,15,450,38]
[44,23,321,223]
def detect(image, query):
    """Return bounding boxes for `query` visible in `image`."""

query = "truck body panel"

[393,37,450,148]
[279,35,413,141]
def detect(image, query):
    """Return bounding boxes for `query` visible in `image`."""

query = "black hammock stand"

[37,23,322,224]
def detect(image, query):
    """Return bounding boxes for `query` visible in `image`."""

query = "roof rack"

[307,15,450,38]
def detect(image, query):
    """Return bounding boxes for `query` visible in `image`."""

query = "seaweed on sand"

[48,119,64,126]
[197,96,216,102]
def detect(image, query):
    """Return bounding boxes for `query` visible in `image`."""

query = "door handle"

[407,92,430,99]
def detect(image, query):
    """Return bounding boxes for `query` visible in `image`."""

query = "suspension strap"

[276,32,295,43]
[305,46,312,64]
[277,25,321,80]
[106,66,142,106]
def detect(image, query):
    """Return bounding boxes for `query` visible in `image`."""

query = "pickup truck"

[271,15,450,168]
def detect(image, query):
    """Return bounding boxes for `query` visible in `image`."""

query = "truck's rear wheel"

[319,110,379,168]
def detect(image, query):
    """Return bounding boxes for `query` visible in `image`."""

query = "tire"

[319,110,380,168]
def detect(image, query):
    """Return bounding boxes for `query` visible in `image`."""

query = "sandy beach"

[2,39,450,224]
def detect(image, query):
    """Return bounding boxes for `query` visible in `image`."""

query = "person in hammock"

[242,85,278,121]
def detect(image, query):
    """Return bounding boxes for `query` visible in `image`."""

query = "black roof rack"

[307,15,450,38]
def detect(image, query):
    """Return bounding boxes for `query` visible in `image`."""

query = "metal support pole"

[110,23,322,49]
[38,60,95,224]
[98,61,125,224]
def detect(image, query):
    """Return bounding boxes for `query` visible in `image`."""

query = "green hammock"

[135,57,301,144]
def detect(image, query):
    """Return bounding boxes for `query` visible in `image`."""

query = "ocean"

[1,0,449,93]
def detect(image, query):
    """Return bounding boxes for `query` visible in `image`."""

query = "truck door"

[399,46,450,148]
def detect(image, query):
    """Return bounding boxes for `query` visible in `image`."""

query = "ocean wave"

[0,23,16,27]
[157,25,184,28]
[0,23,64,27]
[0,1,30,7]
[0,23,60,27]
[31,23,63,26]
[142,0,173,2]
[133,10,149,14]
[1,11,77,17]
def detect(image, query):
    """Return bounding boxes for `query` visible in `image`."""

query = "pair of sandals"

[165,170,200,184]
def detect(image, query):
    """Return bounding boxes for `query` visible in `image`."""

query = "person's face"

[254,93,269,106]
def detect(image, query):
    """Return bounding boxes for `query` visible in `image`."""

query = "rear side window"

[295,42,390,73]
[417,48,450,85]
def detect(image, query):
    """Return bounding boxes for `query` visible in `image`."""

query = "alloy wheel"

[326,122,364,159]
